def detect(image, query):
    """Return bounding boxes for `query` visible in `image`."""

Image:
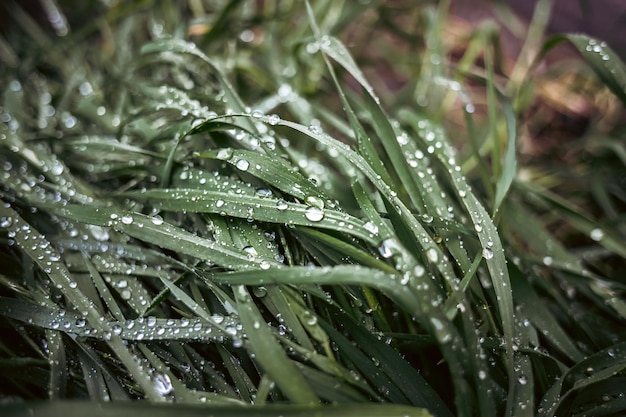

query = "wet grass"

[0,1,625,416]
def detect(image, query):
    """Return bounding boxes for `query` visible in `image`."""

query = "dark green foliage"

[0,1,624,416]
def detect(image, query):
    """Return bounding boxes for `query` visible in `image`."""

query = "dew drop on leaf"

[267,114,280,125]
[363,221,378,235]
[276,199,288,210]
[378,239,394,258]
[590,228,604,241]
[153,373,173,396]
[426,248,439,263]
[235,159,249,171]
[120,214,134,225]
[304,206,324,222]
[216,148,233,160]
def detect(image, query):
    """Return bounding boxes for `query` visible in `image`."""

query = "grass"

[0,1,625,416]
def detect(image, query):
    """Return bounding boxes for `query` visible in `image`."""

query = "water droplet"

[378,239,394,258]
[482,248,493,260]
[306,42,320,54]
[120,214,134,225]
[304,206,324,222]
[69,281,78,289]
[235,159,249,171]
[430,317,443,331]
[413,265,425,277]
[150,215,163,225]
[517,375,527,385]
[421,213,434,223]
[216,148,233,160]
[276,199,288,210]
[216,199,225,208]
[363,221,379,235]
[260,260,271,270]
[308,124,322,134]
[474,224,483,233]
[243,246,258,259]
[426,248,439,263]
[267,114,280,125]
[542,256,553,266]
[305,195,324,209]
[590,228,604,242]
[153,373,173,395]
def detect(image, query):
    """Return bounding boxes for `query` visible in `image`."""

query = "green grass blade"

[550,34,626,106]
[51,204,272,270]
[0,401,433,417]
[125,189,374,244]
[234,285,319,405]
[493,101,517,215]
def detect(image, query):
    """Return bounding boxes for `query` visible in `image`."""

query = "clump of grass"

[0,1,625,417]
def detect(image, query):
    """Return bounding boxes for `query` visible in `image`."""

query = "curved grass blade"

[541,34,626,106]
[51,204,275,271]
[125,189,374,244]
[0,205,163,401]
[0,297,241,343]
[0,401,433,417]
[509,265,585,362]
[493,100,517,215]
[538,342,626,417]
[234,285,319,405]
[196,148,322,201]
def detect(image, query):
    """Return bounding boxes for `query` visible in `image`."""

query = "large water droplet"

[590,228,604,242]
[482,247,494,260]
[216,148,233,160]
[267,114,281,125]
[304,206,324,222]
[153,373,173,395]
[378,239,394,258]
[235,159,249,171]
[363,221,379,235]
[120,214,134,225]
[426,248,439,263]
[276,199,288,210]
